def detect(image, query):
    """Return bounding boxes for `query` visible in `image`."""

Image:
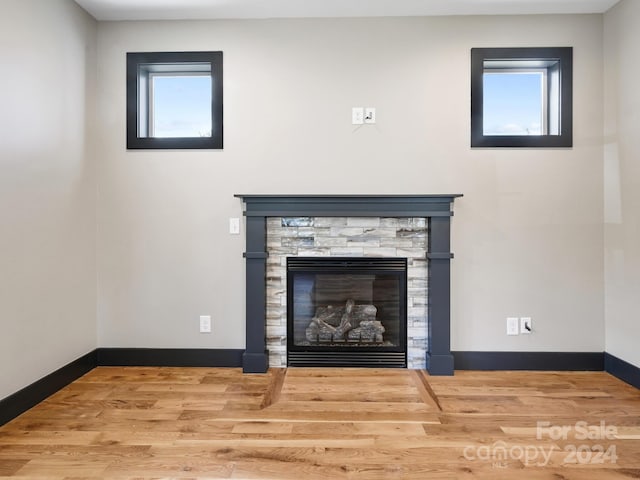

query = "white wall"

[604,0,640,367]
[96,14,604,353]
[0,0,97,400]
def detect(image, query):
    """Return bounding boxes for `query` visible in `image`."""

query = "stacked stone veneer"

[266,216,429,369]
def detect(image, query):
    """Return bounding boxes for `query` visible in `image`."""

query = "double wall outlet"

[199,315,212,333]
[507,317,519,335]
[352,107,364,125]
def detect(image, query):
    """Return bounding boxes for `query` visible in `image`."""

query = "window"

[127,51,223,149]
[471,47,572,148]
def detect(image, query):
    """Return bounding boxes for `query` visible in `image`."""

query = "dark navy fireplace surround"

[235,194,462,375]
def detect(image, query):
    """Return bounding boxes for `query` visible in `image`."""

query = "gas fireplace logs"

[305,299,385,344]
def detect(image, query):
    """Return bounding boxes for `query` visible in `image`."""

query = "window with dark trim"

[127,51,223,150]
[471,47,572,148]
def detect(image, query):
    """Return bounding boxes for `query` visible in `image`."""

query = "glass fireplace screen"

[287,257,407,353]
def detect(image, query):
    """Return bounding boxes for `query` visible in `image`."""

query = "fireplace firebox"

[287,257,407,367]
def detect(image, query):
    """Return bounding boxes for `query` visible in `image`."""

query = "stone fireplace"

[236,194,461,375]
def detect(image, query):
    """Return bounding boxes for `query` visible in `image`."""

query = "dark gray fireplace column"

[426,215,454,375]
[242,214,269,373]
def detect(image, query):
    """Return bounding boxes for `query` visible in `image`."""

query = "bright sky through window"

[483,72,543,136]
[151,75,212,138]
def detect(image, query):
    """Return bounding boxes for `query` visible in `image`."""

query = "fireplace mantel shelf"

[234,194,463,198]
[234,194,463,218]
[236,194,462,375]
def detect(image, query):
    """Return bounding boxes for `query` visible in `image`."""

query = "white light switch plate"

[229,217,240,235]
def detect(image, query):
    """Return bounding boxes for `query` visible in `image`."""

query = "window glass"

[151,75,212,138]
[483,71,544,136]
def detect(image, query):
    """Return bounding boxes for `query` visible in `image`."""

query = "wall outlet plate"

[507,317,519,335]
[352,107,364,125]
[199,315,211,333]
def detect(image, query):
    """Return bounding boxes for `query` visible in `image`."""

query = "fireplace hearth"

[287,257,407,367]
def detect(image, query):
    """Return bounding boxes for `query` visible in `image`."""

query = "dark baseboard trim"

[4,348,633,428]
[605,352,640,390]
[425,352,454,376]
[452,351,604,371]
[242,351,270,373]
[0,350,96,427]
[96,348,244,367]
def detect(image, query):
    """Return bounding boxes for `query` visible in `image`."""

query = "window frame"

[471,47,572,148]
[126,51,223,150]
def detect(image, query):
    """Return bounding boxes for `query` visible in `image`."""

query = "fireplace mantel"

[235,194,462,375]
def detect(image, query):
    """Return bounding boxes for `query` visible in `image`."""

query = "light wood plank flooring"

[1,367,639,479]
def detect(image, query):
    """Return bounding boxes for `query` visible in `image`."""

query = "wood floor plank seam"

[260,368,287,410]
[410,369,443,412]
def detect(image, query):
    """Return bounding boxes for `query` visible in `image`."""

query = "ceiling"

[74,0,620,21]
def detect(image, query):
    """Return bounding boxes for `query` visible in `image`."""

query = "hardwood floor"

[1,367,639,478]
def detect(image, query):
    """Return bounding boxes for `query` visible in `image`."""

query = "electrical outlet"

[199,315,211,333]
[521,317,532,334]
[507,317,519,335]
[352,107,364,125]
